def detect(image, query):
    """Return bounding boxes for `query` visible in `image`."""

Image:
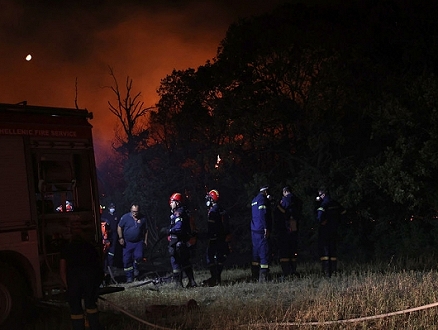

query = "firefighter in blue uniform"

[316,187,346,277]
[275,185,300,278]
[251,185,273,282]
[202,189,231,287]
[60,221,104,330]
[117,204,148,283]
[167,193,197,288]
[101,203,120,272]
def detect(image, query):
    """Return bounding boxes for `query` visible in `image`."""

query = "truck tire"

[0,262,27,330]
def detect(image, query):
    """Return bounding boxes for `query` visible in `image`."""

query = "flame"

[215,154,222,169]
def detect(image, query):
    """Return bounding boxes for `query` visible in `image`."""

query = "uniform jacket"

[101,211,119,241]
[251,192,272,234]
[60,236,102,281]
[276,194,292,229]
[119,212,147,242]
[169,206,192,244]
[207,204,230,240]
[317,195,346,228]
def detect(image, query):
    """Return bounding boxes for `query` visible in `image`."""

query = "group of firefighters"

[250,185,346,282]
[60,186,345,330]
[100,186,346,287]
[100,190,231,288]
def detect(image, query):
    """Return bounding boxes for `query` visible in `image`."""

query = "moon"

[25,54,32,61]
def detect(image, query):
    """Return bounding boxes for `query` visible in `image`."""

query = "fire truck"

[0,102,102,328]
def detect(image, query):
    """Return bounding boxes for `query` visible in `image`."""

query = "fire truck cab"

[0,102,102,328]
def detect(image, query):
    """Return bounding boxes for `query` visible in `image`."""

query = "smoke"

[0,0,289,165]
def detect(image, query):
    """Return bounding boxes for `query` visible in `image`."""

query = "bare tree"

[107,66,155,156]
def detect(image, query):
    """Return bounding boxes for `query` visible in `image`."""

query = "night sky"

[0,0,308,164]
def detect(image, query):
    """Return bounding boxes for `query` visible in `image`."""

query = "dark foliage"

[103,1,438,266]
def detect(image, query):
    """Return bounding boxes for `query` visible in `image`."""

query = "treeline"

[100,0,438,266]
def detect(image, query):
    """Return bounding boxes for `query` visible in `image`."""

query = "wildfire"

[215,154,222,169]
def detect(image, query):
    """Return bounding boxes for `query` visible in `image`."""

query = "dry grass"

[97,262,438,330]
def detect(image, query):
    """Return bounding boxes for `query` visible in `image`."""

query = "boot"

[86,309,103,330]
[279,258,291,277]
[173,271,183,288]
[251,262,260,282]
[321,258,330,278]
[124,266,134,283]
[259,268,269,283]
[290,259,299,276]
[216,264,224,285]
[185,266,198,288]
[203,265,218,287]
[330,258,337,276]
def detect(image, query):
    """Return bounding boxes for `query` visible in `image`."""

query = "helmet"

[205,189,219,207]
[208,189,220,202]
[169,192,183,205]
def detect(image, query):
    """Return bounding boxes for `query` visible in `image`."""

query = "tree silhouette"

[107,66,154,156]
[103,1,438,264]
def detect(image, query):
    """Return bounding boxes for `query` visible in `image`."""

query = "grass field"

[85,259,438,330]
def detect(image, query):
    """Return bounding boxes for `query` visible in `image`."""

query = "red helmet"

[208,189,220,202]
[169,192,183,205]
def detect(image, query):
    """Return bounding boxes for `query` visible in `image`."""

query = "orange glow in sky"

[0,0,290,165]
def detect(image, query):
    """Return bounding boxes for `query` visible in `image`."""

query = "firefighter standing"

[251,185,273,283]
[167,193,197,288]
[316,187,346,277]
[274,185,300,278]
[202,189,231,287]
[117,204,148,283]
[60,222,104,330]
[101,203,121,272]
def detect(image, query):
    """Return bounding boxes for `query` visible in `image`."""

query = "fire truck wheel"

[0,262,27,329]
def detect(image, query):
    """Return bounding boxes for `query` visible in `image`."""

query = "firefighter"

[167,192,197,288]
[202,189,231,287]
[101,203,120,272]
[316,187,346,277]
[251,185,273,283]
[117,204,148,283]
[274,185,301,278]
[60,221,104,330]
[100,220,110,268]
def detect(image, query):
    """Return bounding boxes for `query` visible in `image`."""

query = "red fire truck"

[0,102,102,328]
